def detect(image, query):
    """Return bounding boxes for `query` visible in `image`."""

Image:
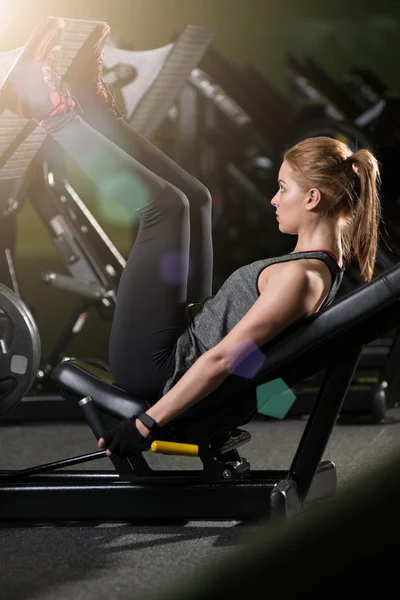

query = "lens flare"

[227,339,265,379]
[79,147,150,223]
[0,1,16,41]
[159,251,191,286]
[256,379,297,419]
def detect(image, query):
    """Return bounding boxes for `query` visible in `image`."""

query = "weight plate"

[286,117,374,153]
[0,283,41,416]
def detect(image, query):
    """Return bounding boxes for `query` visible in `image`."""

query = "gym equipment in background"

[0,151,126,421]
[343,65,391,112]
[103,24,215,140]
[285,53,380,126]
[0,16,117,420]
[0,180,19,292]
[302,56,399,145]
[284,53,400,214]
[1,247,400,522]
[0,283,40,413]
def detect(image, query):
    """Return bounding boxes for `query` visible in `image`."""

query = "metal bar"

[304,56,361,120]
[0,450,107,479]
[5,247,20,296]
[174,85,201,176]
[289,348,363,501]
[130,25,215,139]
[44,298,91,370]
[41,272,105,300]
[30,165,115,289]
[0,462,336,522]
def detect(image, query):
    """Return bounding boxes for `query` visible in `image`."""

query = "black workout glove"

[102,414,158,458]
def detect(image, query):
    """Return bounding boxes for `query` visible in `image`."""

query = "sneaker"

[23,18,65,63]
[6,23,76,124]
[64,23,124,117]
[6,46,76,125]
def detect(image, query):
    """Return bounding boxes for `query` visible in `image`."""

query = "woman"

[5,21,381,457]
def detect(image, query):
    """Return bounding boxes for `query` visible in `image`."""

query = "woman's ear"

[307,188,322,210]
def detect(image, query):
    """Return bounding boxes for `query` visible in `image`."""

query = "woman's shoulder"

[293,256,334,281]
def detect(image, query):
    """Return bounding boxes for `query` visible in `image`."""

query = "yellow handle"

[151,440,199,456]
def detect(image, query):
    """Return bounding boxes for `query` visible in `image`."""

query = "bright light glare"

[0,1,16,41]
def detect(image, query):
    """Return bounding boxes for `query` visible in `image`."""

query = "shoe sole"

[63,22,111,86]
[0,17,65,96]
[27,18,65,61]
[0,17,108,181]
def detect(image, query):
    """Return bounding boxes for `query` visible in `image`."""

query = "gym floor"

[0,409,399,600]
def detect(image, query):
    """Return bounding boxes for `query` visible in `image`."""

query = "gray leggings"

[47,111,213,401]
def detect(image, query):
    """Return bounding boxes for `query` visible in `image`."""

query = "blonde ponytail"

[344,150,381,281]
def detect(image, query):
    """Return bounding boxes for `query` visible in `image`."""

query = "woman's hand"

[98,417,152,458]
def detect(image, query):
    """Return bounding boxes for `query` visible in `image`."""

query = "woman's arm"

[137,260,317,437]
[143,349,229,428]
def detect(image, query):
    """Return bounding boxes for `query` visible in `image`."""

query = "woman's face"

[270,161,312,235]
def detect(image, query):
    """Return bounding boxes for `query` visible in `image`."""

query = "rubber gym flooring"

[0,409,399,600]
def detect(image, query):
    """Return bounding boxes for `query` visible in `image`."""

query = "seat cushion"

[51,359,150,420]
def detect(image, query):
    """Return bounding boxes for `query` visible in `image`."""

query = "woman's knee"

[182,175,212,208]
[187,179,212,209]
[169,167,212,210]
[161,183,190,216]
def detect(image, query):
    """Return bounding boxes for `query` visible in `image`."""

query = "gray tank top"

[161,250,344,396]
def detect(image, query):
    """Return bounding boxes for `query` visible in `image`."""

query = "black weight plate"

[0,283,41,416]
[286,117,374,153]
